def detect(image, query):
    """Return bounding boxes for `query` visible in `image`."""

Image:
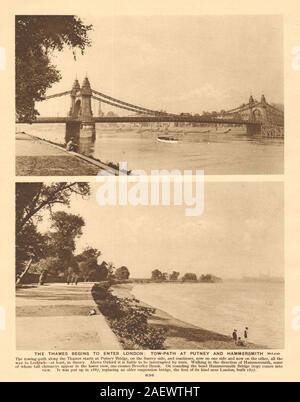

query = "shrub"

[92,284,166,349]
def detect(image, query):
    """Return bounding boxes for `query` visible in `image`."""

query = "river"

[131,281,284,348]
[17,123,283,174]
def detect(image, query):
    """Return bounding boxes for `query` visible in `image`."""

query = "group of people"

[66,266,79,286]
[37,267,79,286]
[232,327,248,346]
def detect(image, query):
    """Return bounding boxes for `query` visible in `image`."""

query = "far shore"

[111,283,266,350]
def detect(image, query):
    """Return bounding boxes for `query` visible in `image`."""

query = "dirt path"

[16,283,121,350]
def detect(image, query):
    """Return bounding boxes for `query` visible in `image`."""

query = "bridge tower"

[247,94,263,135]
[80,76,93,121]
[69,78,81,118]
[246,94,284,136]
[67,76,95,139]
[248,95,255,122]
[79,76,95,138]
[258,94,268,122]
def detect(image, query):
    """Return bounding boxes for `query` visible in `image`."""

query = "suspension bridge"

[19,77,284,138]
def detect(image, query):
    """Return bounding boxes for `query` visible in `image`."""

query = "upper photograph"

[15,15,284,176]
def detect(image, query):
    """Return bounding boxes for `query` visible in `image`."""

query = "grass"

[16,155,100,176]
[16,304,92,317]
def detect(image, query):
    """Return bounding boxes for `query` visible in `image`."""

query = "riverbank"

[111,283,264,350]
[16,132,119,176]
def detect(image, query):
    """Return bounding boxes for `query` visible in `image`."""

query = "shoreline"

[111,283,265,350]
[15,131,121,176]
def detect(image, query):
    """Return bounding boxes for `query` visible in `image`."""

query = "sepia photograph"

[15,15,284,176]
[16,181,284,350]
[2,0,300,385]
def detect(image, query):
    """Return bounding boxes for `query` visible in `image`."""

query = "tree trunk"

[16,258,33,285]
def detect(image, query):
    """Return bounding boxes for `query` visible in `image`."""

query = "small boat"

[157,135,179,143]
[223,128,231,133]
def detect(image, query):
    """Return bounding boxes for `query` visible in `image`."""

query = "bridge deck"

[18,116,262,125]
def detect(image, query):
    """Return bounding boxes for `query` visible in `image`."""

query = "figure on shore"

[66,266,74,285]
[67,266,80,285]
[38,268,48,286]
[232,329,237,343]
[72,272,79,286]
[66,137,77,152]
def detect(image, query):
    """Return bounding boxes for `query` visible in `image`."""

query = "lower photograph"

[15,180,283,350]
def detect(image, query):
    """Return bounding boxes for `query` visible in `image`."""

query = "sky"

[37,15,283,117]
[38,182,283,279]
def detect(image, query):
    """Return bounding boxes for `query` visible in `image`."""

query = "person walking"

[232,329,238,343]
[66,266,74,285]
[73,272,79,286]
[244,327,249,343]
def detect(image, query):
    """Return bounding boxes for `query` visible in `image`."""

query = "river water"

[17,123,283,174]
[131,281,284,348]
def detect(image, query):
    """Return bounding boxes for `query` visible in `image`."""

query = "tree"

[77,247,101,263]
[16,16,92,121]
[107,262,116,280]
[169,271,180,281]
[50,211,85,249]
[115,266,130,281]
[16,221,48,270]
[182,273,198,282]
[30,256,60,276]
[200,274,212,282]
[96,261,110,281]
[80,259,110,282]
[151,269,163,281]
[47,211,85,272]
[76,247,101,281]
[16,182,90,235]
[161,272,168,281]
[15,182,89,283]
[200,274,221,283]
